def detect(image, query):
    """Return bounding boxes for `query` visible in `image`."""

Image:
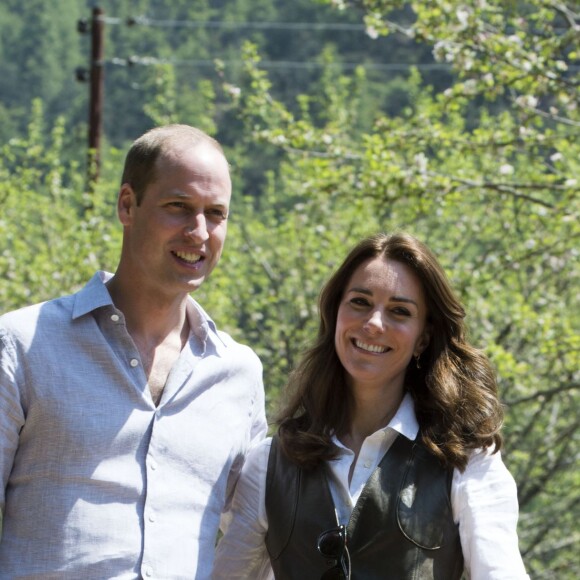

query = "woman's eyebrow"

[390,296,418,307]
[347,287,418,307]
[347,286,372,295]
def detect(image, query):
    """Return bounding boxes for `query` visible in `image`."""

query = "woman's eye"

[392,307,411,316]
[350,297,370,307]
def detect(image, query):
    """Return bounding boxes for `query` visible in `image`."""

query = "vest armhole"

[265,435,301,560]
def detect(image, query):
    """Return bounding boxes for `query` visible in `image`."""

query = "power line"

[98,14,574,35]
[100,16,368,32]
[107,56,450,72]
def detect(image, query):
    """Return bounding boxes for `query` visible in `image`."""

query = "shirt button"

[150,460,157,470]
[110,314,120,322]
[130,358,139,367]
[364,461,371,468]
[149,512,156,523]
[144,566,153,577]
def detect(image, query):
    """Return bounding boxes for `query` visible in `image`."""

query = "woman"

[213,232,529,579]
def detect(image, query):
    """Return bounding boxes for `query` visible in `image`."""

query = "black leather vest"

[265,434,463,579]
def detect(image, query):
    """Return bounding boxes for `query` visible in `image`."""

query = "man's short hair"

[120,124,225,205]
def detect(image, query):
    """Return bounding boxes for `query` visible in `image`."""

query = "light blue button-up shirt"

[0,272,267,579]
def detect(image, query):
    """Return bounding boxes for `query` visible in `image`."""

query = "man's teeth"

[355,340,388,354]
[175,251,202,264]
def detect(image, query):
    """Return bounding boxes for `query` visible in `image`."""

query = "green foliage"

[0,101,121,311]
[1,1,578,577]
[0,0,85,143]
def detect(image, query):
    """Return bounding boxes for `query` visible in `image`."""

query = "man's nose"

[184,213,209,242]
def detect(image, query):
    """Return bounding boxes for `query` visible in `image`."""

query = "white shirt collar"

[388,392,420,441]
[331,392,419,451]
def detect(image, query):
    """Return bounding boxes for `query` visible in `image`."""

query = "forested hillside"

[1,1,579,578]
[0,1,439,159]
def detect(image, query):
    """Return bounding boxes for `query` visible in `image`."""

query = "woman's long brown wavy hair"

[277,232,503,471]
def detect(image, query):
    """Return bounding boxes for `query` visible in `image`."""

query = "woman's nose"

[364,310,385,333]
[184,214,209,242]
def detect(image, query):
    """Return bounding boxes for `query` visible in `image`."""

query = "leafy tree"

[0,100,121,312]
[196,0,579,575]
[0,0,85,144]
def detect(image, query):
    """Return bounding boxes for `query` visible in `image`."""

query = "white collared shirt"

[213,394,529,580]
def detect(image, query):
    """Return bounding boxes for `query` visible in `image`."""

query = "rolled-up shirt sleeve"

[453,448,529,579]
[214,437,273,580]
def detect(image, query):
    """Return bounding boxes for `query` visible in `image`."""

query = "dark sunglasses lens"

[318,529,345,558]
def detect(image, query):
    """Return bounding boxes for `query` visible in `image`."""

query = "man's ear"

[118,183,136,225]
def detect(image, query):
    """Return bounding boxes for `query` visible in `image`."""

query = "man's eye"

[206,209,228,220]
[168,202,187,209]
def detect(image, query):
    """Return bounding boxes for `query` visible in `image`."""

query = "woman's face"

[334,257,430,396]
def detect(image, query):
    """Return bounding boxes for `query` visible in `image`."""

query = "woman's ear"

[415,324,432,357]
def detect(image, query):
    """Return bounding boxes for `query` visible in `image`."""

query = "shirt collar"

[387,392,420,441]
[331,392,420,450]
[185,298,227,348]
[71,271,227,348]
[71,271,114,319]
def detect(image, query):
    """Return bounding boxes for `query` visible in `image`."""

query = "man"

[0,124,267,579]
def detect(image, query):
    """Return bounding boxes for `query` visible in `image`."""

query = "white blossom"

[224,84,241,98]
[515,95,538,109]
[366,26,379,39]
[463,57,475,71]
[433,40,457,63]
[463,78,477,92]
[499,163,514,175]
[456,8,470,28]
[414,152,429,174]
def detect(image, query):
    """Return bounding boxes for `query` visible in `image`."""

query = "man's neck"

[106,274,190,346]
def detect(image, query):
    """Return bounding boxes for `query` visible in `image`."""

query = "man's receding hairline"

[145,124,224,153]
[151,138,230,175]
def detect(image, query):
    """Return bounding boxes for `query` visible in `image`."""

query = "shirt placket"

[141,413,163,579]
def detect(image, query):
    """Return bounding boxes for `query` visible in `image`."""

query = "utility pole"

[77,7,105,185]
[88,6,104,183]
